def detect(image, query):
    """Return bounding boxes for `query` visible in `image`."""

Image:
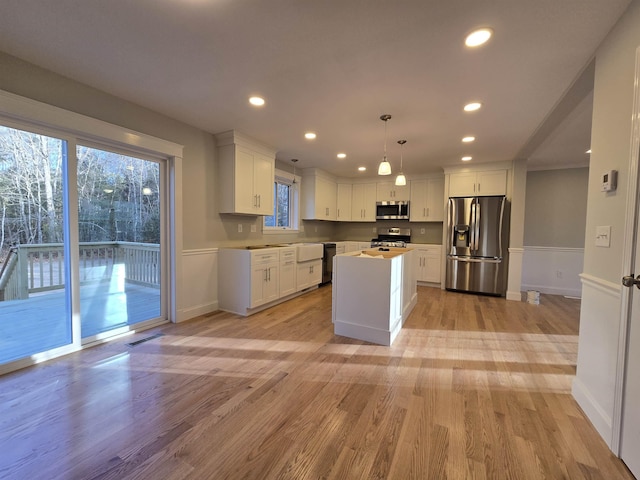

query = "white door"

[620,302,640,477]
[621,166,640,479]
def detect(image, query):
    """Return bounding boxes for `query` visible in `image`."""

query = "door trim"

[613,45,640,454]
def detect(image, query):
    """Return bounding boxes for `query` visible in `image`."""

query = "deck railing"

[0,242,160,301]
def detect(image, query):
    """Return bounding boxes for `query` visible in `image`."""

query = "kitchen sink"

[294,243,323,262]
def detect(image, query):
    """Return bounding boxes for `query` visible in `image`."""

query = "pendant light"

[291,158,298,184]
[395,140,407,186]
[378,114,392,175]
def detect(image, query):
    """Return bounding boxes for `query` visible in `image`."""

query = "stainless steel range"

[371,227,411,248]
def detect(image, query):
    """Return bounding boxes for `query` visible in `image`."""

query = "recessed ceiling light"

[462,156,472,162]
[358,166,366,171]
[464,102,482,112]
[462,136,476,143]
[337,153,347,159]
[249,96,265,106]
[465,28,493,47]
[586,149,592,154]
[304,132,317,140]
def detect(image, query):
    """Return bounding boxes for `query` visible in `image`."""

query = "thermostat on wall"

[601,170,618,192]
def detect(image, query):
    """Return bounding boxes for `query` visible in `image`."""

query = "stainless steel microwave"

[375,201,409,220]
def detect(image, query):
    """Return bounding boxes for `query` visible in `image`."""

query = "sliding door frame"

[0,90,183,374]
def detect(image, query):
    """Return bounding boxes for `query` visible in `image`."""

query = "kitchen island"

[332,247,417,346]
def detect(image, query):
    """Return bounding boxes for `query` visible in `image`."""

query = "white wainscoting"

[522,246,584,297]
[179,248,219,321]
[572,273,622,449]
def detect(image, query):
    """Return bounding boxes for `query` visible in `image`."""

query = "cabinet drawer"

[279,248,296,262]
[251,250,279,264]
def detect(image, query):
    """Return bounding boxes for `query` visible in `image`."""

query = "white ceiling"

[0,1,629,177]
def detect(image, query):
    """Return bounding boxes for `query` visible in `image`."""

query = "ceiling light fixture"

[358,166,367,172]
[586,149,592,154]
[337,153,346,159]
[291,158,298,184]
[464,102,482,112]
[462,136,476,143]
[304,132,317,140]
[249,96,265,106]
[395,140,407,186]
[378,114,392,176]
[465,28,493,47]
[462,156,472,162]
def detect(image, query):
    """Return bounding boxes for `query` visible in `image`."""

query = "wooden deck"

[0,286,633,479]
[0,282,161,364]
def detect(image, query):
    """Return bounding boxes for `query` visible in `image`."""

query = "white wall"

[521,246,584,297]
[574,0,640,449]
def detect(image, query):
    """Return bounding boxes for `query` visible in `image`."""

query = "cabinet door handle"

[427,207,430,217]
[477,183,480,192]
[423,207,426,217]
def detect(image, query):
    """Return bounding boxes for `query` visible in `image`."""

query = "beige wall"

[524,167,589,248]
[584,3,639,281]
[335,220,443,244]
[573,0,639,449]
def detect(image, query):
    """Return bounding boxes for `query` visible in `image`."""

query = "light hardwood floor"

[0,286,634,479]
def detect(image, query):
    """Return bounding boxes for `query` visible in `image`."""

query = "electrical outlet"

[373,227,377,233]
[250,224,256,233]
[315,226,318,233]
[420,228,425,234]
[237,224,243,233]
[556,270,563,279]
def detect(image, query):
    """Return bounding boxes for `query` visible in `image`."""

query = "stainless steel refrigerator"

[445,195,507,296]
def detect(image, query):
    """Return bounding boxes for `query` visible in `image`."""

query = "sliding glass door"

[0,123,166,367]
[77,146,163,340]
[0,125,72,364]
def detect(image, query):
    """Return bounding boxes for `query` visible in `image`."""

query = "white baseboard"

[521,282,582,298]
[179,301,219,322]
[572,377,613,449]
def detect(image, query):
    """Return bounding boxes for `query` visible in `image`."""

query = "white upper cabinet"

[376,181,410,201]
[449,169,507,197]
[351,183,377,222]
[410,177,444,222]
[301,169,337,220]
[215,131,276,215]
[336,183,352,222]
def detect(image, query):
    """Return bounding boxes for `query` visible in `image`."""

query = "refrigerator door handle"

[448,256,501,264]
[474,200,481,251]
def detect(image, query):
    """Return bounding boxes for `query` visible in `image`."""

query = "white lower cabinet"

[219,247,298,316]
[297,260,322,291]
[251,262,279,307]
[410,245,442,284]
[279,247,297,298]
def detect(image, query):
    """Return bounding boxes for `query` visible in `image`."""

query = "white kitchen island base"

[332,248,417,346]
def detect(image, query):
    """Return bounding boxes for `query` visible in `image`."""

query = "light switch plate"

[596,225,611,247]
